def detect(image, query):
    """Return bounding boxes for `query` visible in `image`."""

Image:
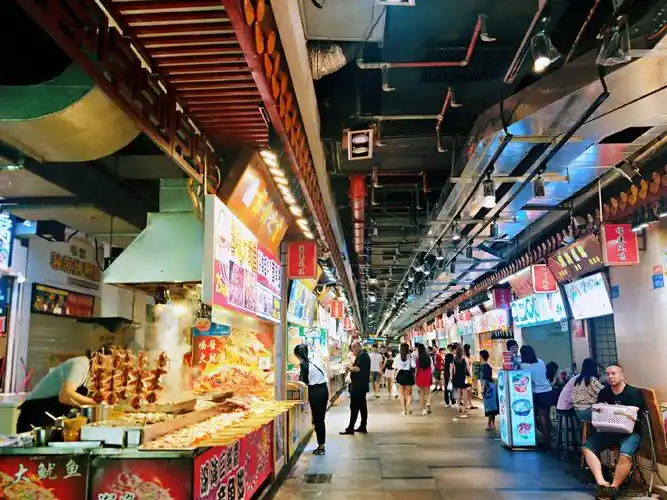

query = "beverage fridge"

[497,369,536,449]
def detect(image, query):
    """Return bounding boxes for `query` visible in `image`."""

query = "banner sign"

[531,264,558,293]
[547,234,604,282]
[510,291,567,328]
[458,291,489,312]
[601,223,639,266]
[31,283,95,318]
[329,299,344,319]
[227,161,288,255]
[492,287,512,309]
[473,308,509,334]
[507,267,534,298]
[286,241,318,279]
[0,454,88,499]
[343,316,354,330]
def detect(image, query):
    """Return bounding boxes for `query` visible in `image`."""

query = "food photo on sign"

[0,454,88,499]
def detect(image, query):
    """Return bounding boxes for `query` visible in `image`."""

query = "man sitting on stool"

[582,364,645,498]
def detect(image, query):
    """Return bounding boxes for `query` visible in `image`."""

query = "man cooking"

[16,344,114,432]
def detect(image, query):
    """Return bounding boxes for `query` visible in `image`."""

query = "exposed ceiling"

[306,0,667,333]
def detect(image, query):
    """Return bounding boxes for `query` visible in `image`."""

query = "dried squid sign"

[202,195,281,324]
[0,454,88,499]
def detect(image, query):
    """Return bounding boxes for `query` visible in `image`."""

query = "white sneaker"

[422,409,428,415]
[401,410,407,416]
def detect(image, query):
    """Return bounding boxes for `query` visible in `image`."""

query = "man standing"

[582,364,645,498]
[341,340,371,434]
[434,347,445,392]
[369,343,383,398]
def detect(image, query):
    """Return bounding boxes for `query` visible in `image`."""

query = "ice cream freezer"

[497,370,536,449]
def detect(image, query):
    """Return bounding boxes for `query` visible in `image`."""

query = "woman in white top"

[295,344,329,455]
[519,345,554,448]
[381,350,396,398]
[394,343,416,415]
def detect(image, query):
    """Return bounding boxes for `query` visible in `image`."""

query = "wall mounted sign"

[610,284,620,299]
[601,223,639,266]
[31,284,95,318]
[507,268,534,298]
[50,249,101,283]
[227,162,288,255]
[531,264,558,293]
[458,291,490,311]
[547,234,604,282]
[510,291,567,328]
[563,272,613,320]
[653,273,665,289]
[0,213,14,273]
[473,308,509,334]
[286,241,318,279]
[203,196,282,323]
[286,280,316,327]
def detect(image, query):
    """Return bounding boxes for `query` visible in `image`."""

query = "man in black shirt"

[582,364,645,497]
[340,340,370,434]
[443,344,456,406]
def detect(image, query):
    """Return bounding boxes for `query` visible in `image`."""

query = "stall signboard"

[286,280,317,327]
[531,264,558,293]
[547,234,604,282]
[510,291,567,328]
[563,272,613,320]
[458,291,489,311]
[473,308,509,334]
[601,223,639,266]
[329,300,344,319]
[0,454,88,498]
[227,161,288,255]
[343,316,353,330]
[203,196,282,323]
[90,457,192,499]
[507,267,534,298]
[286,323,327,371]
[31,283,95,318]
[492,287,512,309]
[0,212,14,273]
[286,241,318,279]
[194,422,274,500]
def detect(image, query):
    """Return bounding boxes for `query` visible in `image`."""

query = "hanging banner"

[531,264,558,293]
[472,308,509,334]
[601,223,639,266]
[507,268,534,298]
[329,299,344,319]
[343,316,354,330]
[227,160,289,255]
[286,241,318,279]
[491,287,512,309]
[547,234,604,282]
[511,291,567,328]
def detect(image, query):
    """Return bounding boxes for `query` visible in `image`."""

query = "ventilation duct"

[308,41,356,80]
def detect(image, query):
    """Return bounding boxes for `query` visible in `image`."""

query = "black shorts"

[396,369,415,386]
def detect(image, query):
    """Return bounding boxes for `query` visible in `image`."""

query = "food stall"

[0,150,305,499]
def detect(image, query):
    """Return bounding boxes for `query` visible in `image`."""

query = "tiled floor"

[273,390,654,499]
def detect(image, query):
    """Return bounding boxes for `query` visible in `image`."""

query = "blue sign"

[0,213,14,273]
[653,274,664,289]
[610,284,620,298]
[192,322,230,337]
[510,291,567,328]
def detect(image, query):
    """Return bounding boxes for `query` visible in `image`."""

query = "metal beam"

[0,196,82,207]
[22,160,156,229]
[450,174,569,183]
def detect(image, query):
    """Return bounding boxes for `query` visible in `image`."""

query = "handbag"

[447,380,453,392]
[592,403,639,434]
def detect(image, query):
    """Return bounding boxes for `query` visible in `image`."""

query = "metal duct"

[308,41,355,80]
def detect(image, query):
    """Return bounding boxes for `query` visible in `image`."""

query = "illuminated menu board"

[203,196,282,323]
[547,234,604,282]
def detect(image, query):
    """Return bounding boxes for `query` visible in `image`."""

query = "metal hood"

[104,179,203,286]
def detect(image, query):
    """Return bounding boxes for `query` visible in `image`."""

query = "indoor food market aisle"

[274,393,600,500]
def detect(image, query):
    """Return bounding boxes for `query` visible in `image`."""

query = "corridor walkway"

[275,391,606,499]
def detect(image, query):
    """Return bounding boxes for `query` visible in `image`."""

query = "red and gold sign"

[531,264,558,293]
[227,162,288,255]
[601,223,639,266]
[286,241,318,279]
[491,287,512,309]
[0,454,88,499]
[547,234,604,282]
[329,299,344,319]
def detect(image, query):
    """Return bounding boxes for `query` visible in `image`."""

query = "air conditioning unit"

[346,129,374,161]
[377,0,416,5]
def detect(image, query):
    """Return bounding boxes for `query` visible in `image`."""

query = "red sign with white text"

[492,287,512,309]
[531,264,558,293]
[507,267,534,298]
[329,300,344,319]
[601,223,639,266]
[286,241,318,279]
[343,316,353,330]
[0,454,88,499]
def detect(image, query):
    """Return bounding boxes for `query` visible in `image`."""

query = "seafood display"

[87,349,168,409]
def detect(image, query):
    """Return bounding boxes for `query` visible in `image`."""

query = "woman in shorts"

[382,350,396,398]
[394,343,416,415]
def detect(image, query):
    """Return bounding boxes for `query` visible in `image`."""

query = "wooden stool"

[580,421,591,468]
[555,409,580,459]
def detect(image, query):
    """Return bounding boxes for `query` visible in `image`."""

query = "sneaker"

[422,409,428,415]
[394,394,399,399]
[313,447,326,455]
[375,394,381,399]
[408,407,413,415]
[427,404,432,414]
[401,410,407,416]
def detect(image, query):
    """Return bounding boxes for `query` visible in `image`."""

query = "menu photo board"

[286,280,317,327]
[547,234,604,282]
[31,284,94,318]
[563,272,613,320]
[472,308,509,335]
[510,291,567,328]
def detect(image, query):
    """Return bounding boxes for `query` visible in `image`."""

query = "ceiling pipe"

[349,175,366,255]
[436,87,453,153]
[564,0,603,64]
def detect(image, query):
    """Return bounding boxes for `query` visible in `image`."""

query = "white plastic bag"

[447,380,453,392]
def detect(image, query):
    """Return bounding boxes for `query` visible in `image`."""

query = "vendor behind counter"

[16,343,114,432]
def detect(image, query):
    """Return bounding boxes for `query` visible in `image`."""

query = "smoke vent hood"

[103,179,203,286]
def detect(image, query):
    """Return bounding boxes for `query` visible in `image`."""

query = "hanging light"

[489,220,499,239]
[452,223,461,241]
[435,243,445,261]
[530,29,561,73]
[481,174,496,208]
[283,193,296,204]
[597,19,631,67]
[533,174,546,198]
[408,273,415,283]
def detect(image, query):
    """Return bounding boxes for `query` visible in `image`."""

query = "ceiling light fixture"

[531,29,561,73]
[436,243,445,261]
[533,173,546,198]
[452,223,461,241]
[489,220,499,239]
[481,174,496,208]
[596,17,631,67]
[408,273,415,283]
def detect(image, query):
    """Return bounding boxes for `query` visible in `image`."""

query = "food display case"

[497,370,536,449]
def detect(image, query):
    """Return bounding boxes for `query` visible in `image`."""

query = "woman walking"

[415,343,434,415]
[382,350,396,398]
[480,350,498,430]
[394,343,416,415]
[451,345,469,413]
[294,344,329,455]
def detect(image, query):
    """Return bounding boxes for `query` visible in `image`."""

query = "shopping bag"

[592,403,639,434]
[483,383,498,413]
[447,380,453,391]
